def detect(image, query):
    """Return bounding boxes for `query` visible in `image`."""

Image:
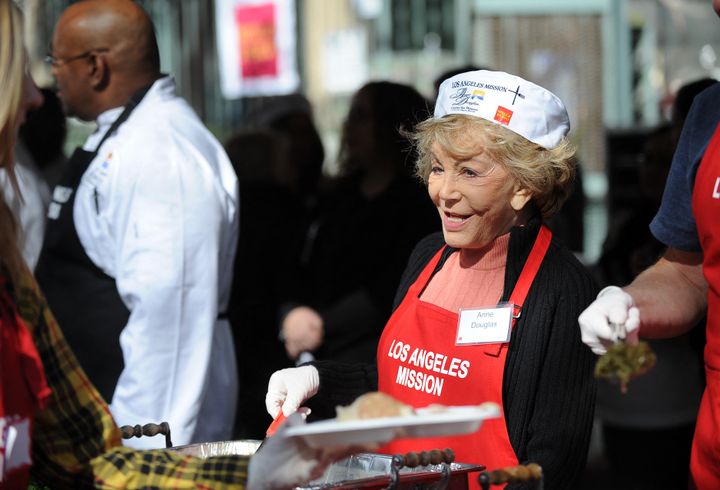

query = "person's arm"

[265,361,376,421]
[632,87,715,337]
[23,266,345,489]
[88,415,340,490]
[22,269,122,486]
[625,247,707,338]
[109,136,227,448]
[579,247,707,355]
[84,447,250,489]
[311,360,377,410]
[17,269,253,489]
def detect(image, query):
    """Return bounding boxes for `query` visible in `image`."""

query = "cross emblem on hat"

[510,85,525,105]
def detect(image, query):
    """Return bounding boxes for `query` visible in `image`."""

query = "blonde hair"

[0,0,27,283]
[411,114,577,220]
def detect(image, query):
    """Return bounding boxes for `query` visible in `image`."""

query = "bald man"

[35,0,240,449]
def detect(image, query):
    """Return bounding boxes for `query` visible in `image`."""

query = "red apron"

[0,277,52,489]
[690,123,720,489]
[377,226,552,489]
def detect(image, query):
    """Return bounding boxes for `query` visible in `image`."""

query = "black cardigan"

[311,219,598,489]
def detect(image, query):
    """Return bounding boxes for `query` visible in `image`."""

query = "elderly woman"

[266,70,597,489]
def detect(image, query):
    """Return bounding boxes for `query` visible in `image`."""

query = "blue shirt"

[650,83,720,252]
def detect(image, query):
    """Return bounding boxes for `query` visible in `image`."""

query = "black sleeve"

[305,360,378,420]
[320,290,385,345]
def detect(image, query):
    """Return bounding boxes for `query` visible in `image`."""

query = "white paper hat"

[434,70,570,149]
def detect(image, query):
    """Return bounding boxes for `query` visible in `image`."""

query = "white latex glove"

[578,286,640,355]
[265,366,319,418]
[247,411,321,490]
[282,306,324,360]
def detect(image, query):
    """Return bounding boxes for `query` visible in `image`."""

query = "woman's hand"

[265,366,320,418]
[281,306,324,360]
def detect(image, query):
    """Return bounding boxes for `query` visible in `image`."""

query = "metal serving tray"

[168,441,481,489]
[298,452,482,490]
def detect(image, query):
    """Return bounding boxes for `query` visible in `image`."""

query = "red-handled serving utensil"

[265,411,287,437]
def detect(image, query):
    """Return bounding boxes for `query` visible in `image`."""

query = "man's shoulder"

[136,95,206,135]
[694,82,720,111]
[684,83,720,147]
[120,96,222,158]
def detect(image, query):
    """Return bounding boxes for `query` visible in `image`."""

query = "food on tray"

[336,391,414,421]
[594,340,656,393]
[423,401,496,414]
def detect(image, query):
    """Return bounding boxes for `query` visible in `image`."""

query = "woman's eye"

[461,168,478,178]
[430,165,443,175]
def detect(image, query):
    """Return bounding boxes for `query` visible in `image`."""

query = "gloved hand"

[247,411,321,489]
[578,286,640,355]
[266,365,319,418]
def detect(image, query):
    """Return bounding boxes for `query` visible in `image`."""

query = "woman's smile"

[442,210,472,231]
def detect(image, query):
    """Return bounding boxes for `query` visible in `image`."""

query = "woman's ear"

[510,186,533,211]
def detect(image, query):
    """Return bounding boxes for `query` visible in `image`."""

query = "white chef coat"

[74,76,239,449]
[0,143,51,270]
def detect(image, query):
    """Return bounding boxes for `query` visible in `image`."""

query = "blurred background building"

[20,0,720,261]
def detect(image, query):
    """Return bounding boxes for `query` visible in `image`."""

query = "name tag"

[456,303,514,345]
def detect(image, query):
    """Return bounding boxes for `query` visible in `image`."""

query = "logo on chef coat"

[102,152,113,168]
[0,415,32,482]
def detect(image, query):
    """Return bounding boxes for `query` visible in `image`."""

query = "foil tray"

[169,439,262,458]
[298,452,482,490]
[169,442,481,489]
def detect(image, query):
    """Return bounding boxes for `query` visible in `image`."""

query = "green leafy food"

[594,341,657,393]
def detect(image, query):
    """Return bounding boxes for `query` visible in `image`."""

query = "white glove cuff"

[304,365,320,394]
[597,285,634,306]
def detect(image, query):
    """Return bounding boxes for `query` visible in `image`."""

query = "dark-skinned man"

[35,0,239,449]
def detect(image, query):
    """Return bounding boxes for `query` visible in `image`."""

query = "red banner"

[234,3,278,78]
